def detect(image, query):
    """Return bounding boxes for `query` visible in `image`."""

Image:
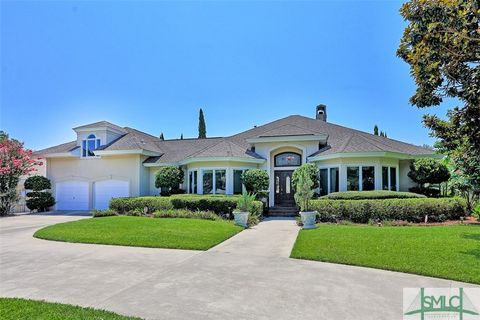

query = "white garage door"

[56,181,89,210]
[94,180,129,210]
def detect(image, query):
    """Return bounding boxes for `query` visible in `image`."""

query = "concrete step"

[268,207,298,217]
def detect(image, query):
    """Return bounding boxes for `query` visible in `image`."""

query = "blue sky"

[1,0,451,150]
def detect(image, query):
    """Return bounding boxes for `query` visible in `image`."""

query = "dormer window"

[82,134,101,157]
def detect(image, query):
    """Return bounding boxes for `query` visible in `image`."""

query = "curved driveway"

[0,214,476,320]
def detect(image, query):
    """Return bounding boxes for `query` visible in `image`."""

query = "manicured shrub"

[292,163,319,190]
[109,195,263,217]
[24,176,51,190]
[241,169,269,198]
[154,166,184,196]
[311,197,467,223]
[92,209,117,217]
[153,209,220,221]
[321,190,426,200]
[408,158,450,196]
[24,175,55,212]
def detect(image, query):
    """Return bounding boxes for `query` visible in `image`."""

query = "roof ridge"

[353,133,385,151]
[338,133,355,152]
[184,138,228,158]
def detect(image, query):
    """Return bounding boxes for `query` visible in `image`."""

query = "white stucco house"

[36,105,436,211]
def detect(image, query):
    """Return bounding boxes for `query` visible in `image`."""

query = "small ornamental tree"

[0,131,42,215]
[24,176,55,212]
[241,169,269,198]
[155,166,184,196]
[294,165,315,212]
[292,163,319,191]
[408,158,450,196]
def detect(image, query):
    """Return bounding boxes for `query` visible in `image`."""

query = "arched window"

[82,134,101,157]
[274,152,301,167]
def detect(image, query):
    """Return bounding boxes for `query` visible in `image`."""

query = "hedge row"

[109,195,263,216]
[320,191,426,200]
[310,198,467,223]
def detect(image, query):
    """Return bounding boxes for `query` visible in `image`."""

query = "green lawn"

[291,224,480,284]
[0,298,142,320]
[34,216,243,250]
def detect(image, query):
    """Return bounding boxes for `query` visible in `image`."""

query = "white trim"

[44,152,77,158]
[74,126,126,135]
[94,149,160,156]
[308,151,442,162]
[247,134,327,144]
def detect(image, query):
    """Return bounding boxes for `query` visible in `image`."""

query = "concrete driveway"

[0,215,477,320]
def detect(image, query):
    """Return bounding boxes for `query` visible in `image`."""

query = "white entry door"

[94,180,129,210]
[55,181,89,210]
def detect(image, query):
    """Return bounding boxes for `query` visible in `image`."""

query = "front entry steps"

[268,206,298,217]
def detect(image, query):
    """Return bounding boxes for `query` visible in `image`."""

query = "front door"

[274,170,295,207]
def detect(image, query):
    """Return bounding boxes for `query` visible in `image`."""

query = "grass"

[290,224,480,284]
[0,298,142,320]
[34,216,243,250]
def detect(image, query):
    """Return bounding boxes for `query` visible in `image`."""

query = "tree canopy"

[397,0,480,188]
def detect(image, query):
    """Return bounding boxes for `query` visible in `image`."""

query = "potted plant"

[294,165,318,229]
[234,192,256,228]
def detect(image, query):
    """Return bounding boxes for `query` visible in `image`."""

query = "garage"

[94,180,129,210]
[55,181,89,210]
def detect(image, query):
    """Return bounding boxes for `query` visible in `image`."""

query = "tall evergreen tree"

[198,108,206,139]
[159,133,164,140]
[373,125,379,136]
[180,134,184,140]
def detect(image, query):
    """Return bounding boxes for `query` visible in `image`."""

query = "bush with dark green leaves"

[292,163,319,190]
[311,197,467,223]
[241,169,269,197]
[24,176,55,212]
[408,158,450,197]
[321,190,426,200]
[109,195,263,217]
[24,176,51,190]
[154,166,184,196]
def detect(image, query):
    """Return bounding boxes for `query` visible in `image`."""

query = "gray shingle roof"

[37,114,434,161]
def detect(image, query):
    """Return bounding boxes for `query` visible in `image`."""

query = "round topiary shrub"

[155,166,185,196]
[24,175,55,212]
[241,169,269,198]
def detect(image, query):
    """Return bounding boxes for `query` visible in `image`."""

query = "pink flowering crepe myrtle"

[0,137,43,215]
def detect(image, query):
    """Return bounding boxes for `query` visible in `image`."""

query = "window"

[215,170,226,194]
[82,134,101,157]
[233,170,244,195]
[274,152,301,167]
[203,170,213,194]
[275,176,280,194]
[189,171,197,194]
[286,176,291,194]
[362,166,375,191]
[330,167,339,193]
[202,169,227,195]
[347,167,360,191]
[382,167,389,190]
[382,166,397,191]
[390,167,397,191]
[319,169,328,196]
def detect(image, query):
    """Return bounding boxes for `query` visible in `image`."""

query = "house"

[36,105,436,210]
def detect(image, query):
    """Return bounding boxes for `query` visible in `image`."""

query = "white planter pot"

[300,211,317,229]
[234,212,249,228]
